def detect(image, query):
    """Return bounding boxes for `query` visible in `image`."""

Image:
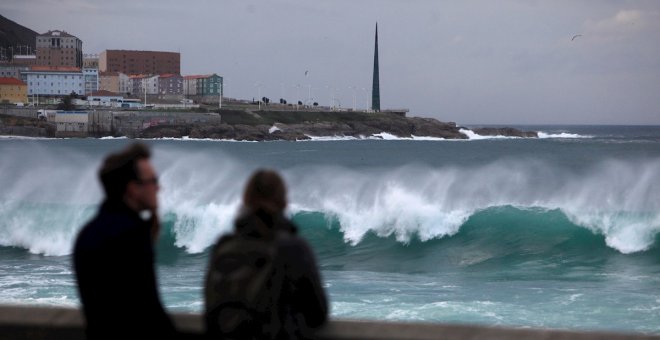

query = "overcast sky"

[3,0,660,124]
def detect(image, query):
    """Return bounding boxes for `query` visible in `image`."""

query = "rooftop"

[0,77,26,85]
[29,66,81,72]
[39,30,78,39]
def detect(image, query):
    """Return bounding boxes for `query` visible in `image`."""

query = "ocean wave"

[1,145,658,256]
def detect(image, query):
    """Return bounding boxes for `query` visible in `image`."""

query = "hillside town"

[0,29,222,109]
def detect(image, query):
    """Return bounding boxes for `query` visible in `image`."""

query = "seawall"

[1,306,658,340]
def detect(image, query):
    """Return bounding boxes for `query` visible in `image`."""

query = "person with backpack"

[205,169,328,340]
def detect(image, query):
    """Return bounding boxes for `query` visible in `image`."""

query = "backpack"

[205,233,283,339]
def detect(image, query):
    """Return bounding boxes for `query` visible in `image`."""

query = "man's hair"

[242,169,287,214]
[99,143,151,200]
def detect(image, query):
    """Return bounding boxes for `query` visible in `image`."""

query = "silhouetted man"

[73,143,176,339]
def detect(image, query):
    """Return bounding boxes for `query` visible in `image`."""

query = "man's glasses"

[136,176,159,186]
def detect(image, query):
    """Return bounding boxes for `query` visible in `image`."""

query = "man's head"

[99,143,159,212]
[242,169,287,214]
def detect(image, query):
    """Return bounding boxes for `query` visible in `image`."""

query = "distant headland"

[0,101,538,140]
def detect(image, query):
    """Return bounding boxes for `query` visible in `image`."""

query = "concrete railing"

[1,306,659,340]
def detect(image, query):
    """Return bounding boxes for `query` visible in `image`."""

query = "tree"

[57,94,75,111]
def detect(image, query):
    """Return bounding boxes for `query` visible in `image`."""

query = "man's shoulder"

[74,207,142,252]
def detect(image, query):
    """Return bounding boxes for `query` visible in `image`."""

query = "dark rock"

[470,127,538,138]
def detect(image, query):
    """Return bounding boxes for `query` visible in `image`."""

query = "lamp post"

[143,78,147,109]
[293,84,302,110]
[307,84,312,105]
[348,86,357,111]
[254,81,263,110]
[218,79,223,109]
[360,87,369,112]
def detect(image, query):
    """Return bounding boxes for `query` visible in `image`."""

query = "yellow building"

[0,77,28,104]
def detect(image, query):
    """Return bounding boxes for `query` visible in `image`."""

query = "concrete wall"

[0,108,39,118]
[0,306,658,340]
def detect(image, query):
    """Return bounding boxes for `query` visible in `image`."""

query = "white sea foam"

[306,133,445,141]
[371,132,402,140]
[0,135,58,140]
[305,135,360,141]
[1,142,659,255]
[411,135,445,141]
[459,128,520,140]
[99,136,128,140]
[141,136,257,142]
[538,132,590,139]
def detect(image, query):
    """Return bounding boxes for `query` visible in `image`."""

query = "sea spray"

[1,140,659,256]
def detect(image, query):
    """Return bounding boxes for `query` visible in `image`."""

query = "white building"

[118,73,131,94]
[130,74,159,96]
[55,110,88,133]
[83,67,99,95]
[145,75,159,95]
[23,66,84,97]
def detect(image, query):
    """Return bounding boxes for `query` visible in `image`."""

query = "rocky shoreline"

[138,110,538,141]
[0,110,538,140]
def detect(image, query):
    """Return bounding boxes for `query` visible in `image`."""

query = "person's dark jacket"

[73,199,176,339]
[208,209,328,339]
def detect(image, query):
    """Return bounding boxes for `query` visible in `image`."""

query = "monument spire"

[371,23,380,112]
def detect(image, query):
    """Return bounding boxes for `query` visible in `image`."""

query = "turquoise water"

[1,125,660,333]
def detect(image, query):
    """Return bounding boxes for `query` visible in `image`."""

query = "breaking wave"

[1,144,658,258]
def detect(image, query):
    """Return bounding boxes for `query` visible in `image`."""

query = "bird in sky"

[571,34,583,41]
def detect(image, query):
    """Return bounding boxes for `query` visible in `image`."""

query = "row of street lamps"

[252,82,370,111]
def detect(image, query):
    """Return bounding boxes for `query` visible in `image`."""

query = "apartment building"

[0,77,28,104]
[99,50,180,75]
[99,72,131,94]
[183,74,222,96]
[36,30,83,68]
[83,68,99,95]
[158,74,183,95]
[23,66,84,97]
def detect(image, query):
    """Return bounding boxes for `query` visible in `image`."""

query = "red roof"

[0,77,26,86]
[30,66,81,72]
[89,90,121,97]
[183,74,212,80]
[159,73,182,78]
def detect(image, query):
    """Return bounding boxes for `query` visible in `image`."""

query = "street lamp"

[254,81,263,110]
[219,79,223,109]
[292,84,302,110]
[307,84,312,105]
[325,85,337,110]
[348,86,357,111]
[360,87,369,112]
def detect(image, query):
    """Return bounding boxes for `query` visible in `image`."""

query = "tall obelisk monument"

[371,23,380,112]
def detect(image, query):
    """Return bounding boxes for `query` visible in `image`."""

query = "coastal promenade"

[1,305,659,340]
